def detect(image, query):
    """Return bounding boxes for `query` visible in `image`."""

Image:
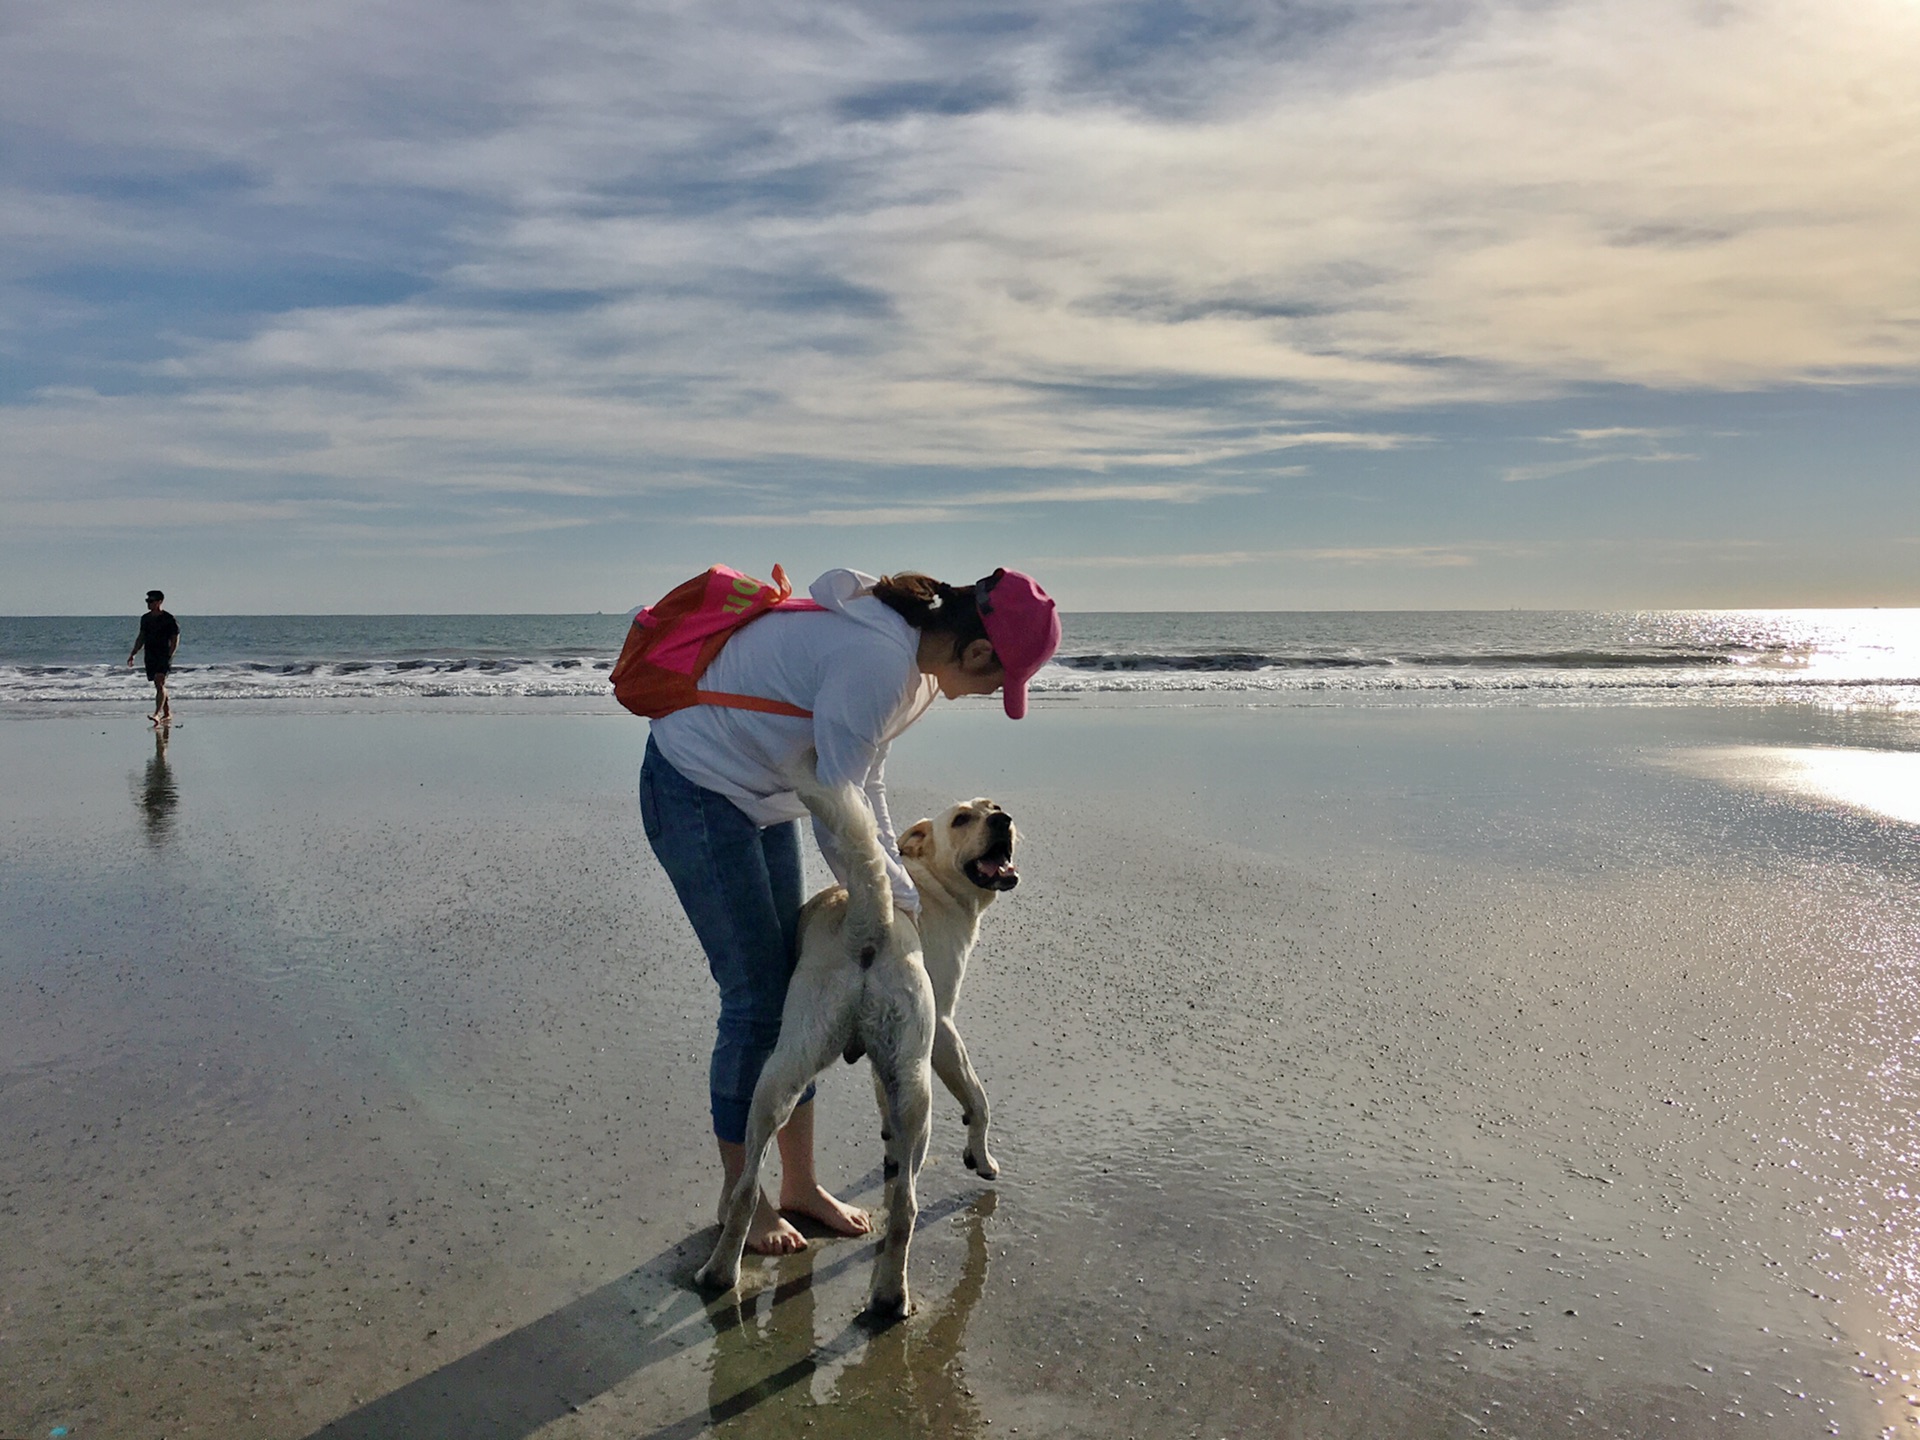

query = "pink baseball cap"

[975,568,1060,720]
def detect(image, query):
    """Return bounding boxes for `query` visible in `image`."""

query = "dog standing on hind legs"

[695,758,1020,1319]
[871,797,1018,1183]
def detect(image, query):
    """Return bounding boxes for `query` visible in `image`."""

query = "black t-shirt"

[139,610,179,668]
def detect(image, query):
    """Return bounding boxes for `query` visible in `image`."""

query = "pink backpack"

[610,564,823,719]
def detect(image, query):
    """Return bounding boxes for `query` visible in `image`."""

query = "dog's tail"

[789,751,894,954]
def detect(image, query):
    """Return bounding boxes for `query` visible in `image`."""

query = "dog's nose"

[988,811,1013,833]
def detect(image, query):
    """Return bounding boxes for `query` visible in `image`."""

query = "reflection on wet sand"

[135,726,177,844]
[18,706,1920,1440]
[701,1192,993,1440]
[302,1190,989,1440]
[1672,744,1920,826]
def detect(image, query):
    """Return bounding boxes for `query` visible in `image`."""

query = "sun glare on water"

[1755,747,1920,827]
[1675,745,1920,828]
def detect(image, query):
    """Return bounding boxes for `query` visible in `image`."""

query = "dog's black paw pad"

[963,1149,978,1172]
[865,1293,911,1323]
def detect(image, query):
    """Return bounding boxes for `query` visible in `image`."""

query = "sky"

[3,0,1918,614]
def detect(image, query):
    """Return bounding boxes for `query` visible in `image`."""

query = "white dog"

[694,765,1019,1318]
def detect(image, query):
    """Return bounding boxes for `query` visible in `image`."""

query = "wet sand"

[4,700,1920,1438]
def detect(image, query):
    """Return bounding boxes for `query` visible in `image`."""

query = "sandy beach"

[5,698,1920,1438]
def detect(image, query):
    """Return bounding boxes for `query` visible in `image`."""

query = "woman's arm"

[858,742,919,914]
[812,727,919,914]
[809,648,926,913]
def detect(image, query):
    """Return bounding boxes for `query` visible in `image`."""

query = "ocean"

[4,608,1918,710]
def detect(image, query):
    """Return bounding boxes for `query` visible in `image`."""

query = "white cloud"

[704,504,968,528]
[1295,545,1480,569]
[11,3,1917,392]
[696,477,1269,526]
[1501,432,1695,481]
[1500,456,1618,484]
[1043,541,1540,569]
[1500,454,1695,484]
[4,496,338,530]
[1556,427,1673,444]
[3,0,1918,606]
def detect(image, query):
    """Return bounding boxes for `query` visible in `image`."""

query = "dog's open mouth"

[964,845,1020,891]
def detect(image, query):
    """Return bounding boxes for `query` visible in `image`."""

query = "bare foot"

[780,1182,872,1238]
[731,1189,807,1256]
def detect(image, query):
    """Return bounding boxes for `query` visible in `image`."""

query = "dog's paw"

[963,1147,1000,1180]
[693,1259,739,1292]
[864,1287,912,1323]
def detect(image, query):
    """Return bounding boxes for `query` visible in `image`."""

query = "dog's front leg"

[868,1050,933,1320]
[932,1017,998,1180]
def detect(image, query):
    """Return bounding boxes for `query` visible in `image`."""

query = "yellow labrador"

[695,764,1018,1318]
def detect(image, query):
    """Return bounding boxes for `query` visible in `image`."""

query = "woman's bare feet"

[780,1181,872,1237]
[713,1103,868,1255]
[729,1187,808,1256]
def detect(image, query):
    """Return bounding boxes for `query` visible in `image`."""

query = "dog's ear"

[897,819,934,859]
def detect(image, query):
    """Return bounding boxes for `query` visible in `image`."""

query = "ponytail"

[871,571,992,659]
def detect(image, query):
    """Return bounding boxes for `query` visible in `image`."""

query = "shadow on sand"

[306,1190,993,1440]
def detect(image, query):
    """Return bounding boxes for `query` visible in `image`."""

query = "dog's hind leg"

[694,1042,831,1292]
[695,1127,773,1293]
[869,1063,892,1144]
[932,1017,999,1180]
[867,1051,933,1320]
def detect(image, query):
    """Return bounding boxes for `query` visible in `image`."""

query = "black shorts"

[145,662,171,682]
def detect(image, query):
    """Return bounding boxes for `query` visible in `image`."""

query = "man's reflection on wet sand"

[705,1192,995,1438]
[136,726,177,845]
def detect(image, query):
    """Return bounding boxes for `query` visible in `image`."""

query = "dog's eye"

[951,813,973,828]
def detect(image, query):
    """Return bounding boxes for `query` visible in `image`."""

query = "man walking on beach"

[128,589,179,725]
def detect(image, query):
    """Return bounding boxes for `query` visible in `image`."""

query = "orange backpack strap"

[689,689,813,719]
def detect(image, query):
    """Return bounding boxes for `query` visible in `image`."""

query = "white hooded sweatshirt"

[647,568,937,911]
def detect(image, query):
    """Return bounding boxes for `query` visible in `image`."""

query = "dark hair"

[871,572,992,662]
[146,590,165,603]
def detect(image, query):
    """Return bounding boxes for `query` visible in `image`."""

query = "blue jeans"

[639,735,814,1143]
